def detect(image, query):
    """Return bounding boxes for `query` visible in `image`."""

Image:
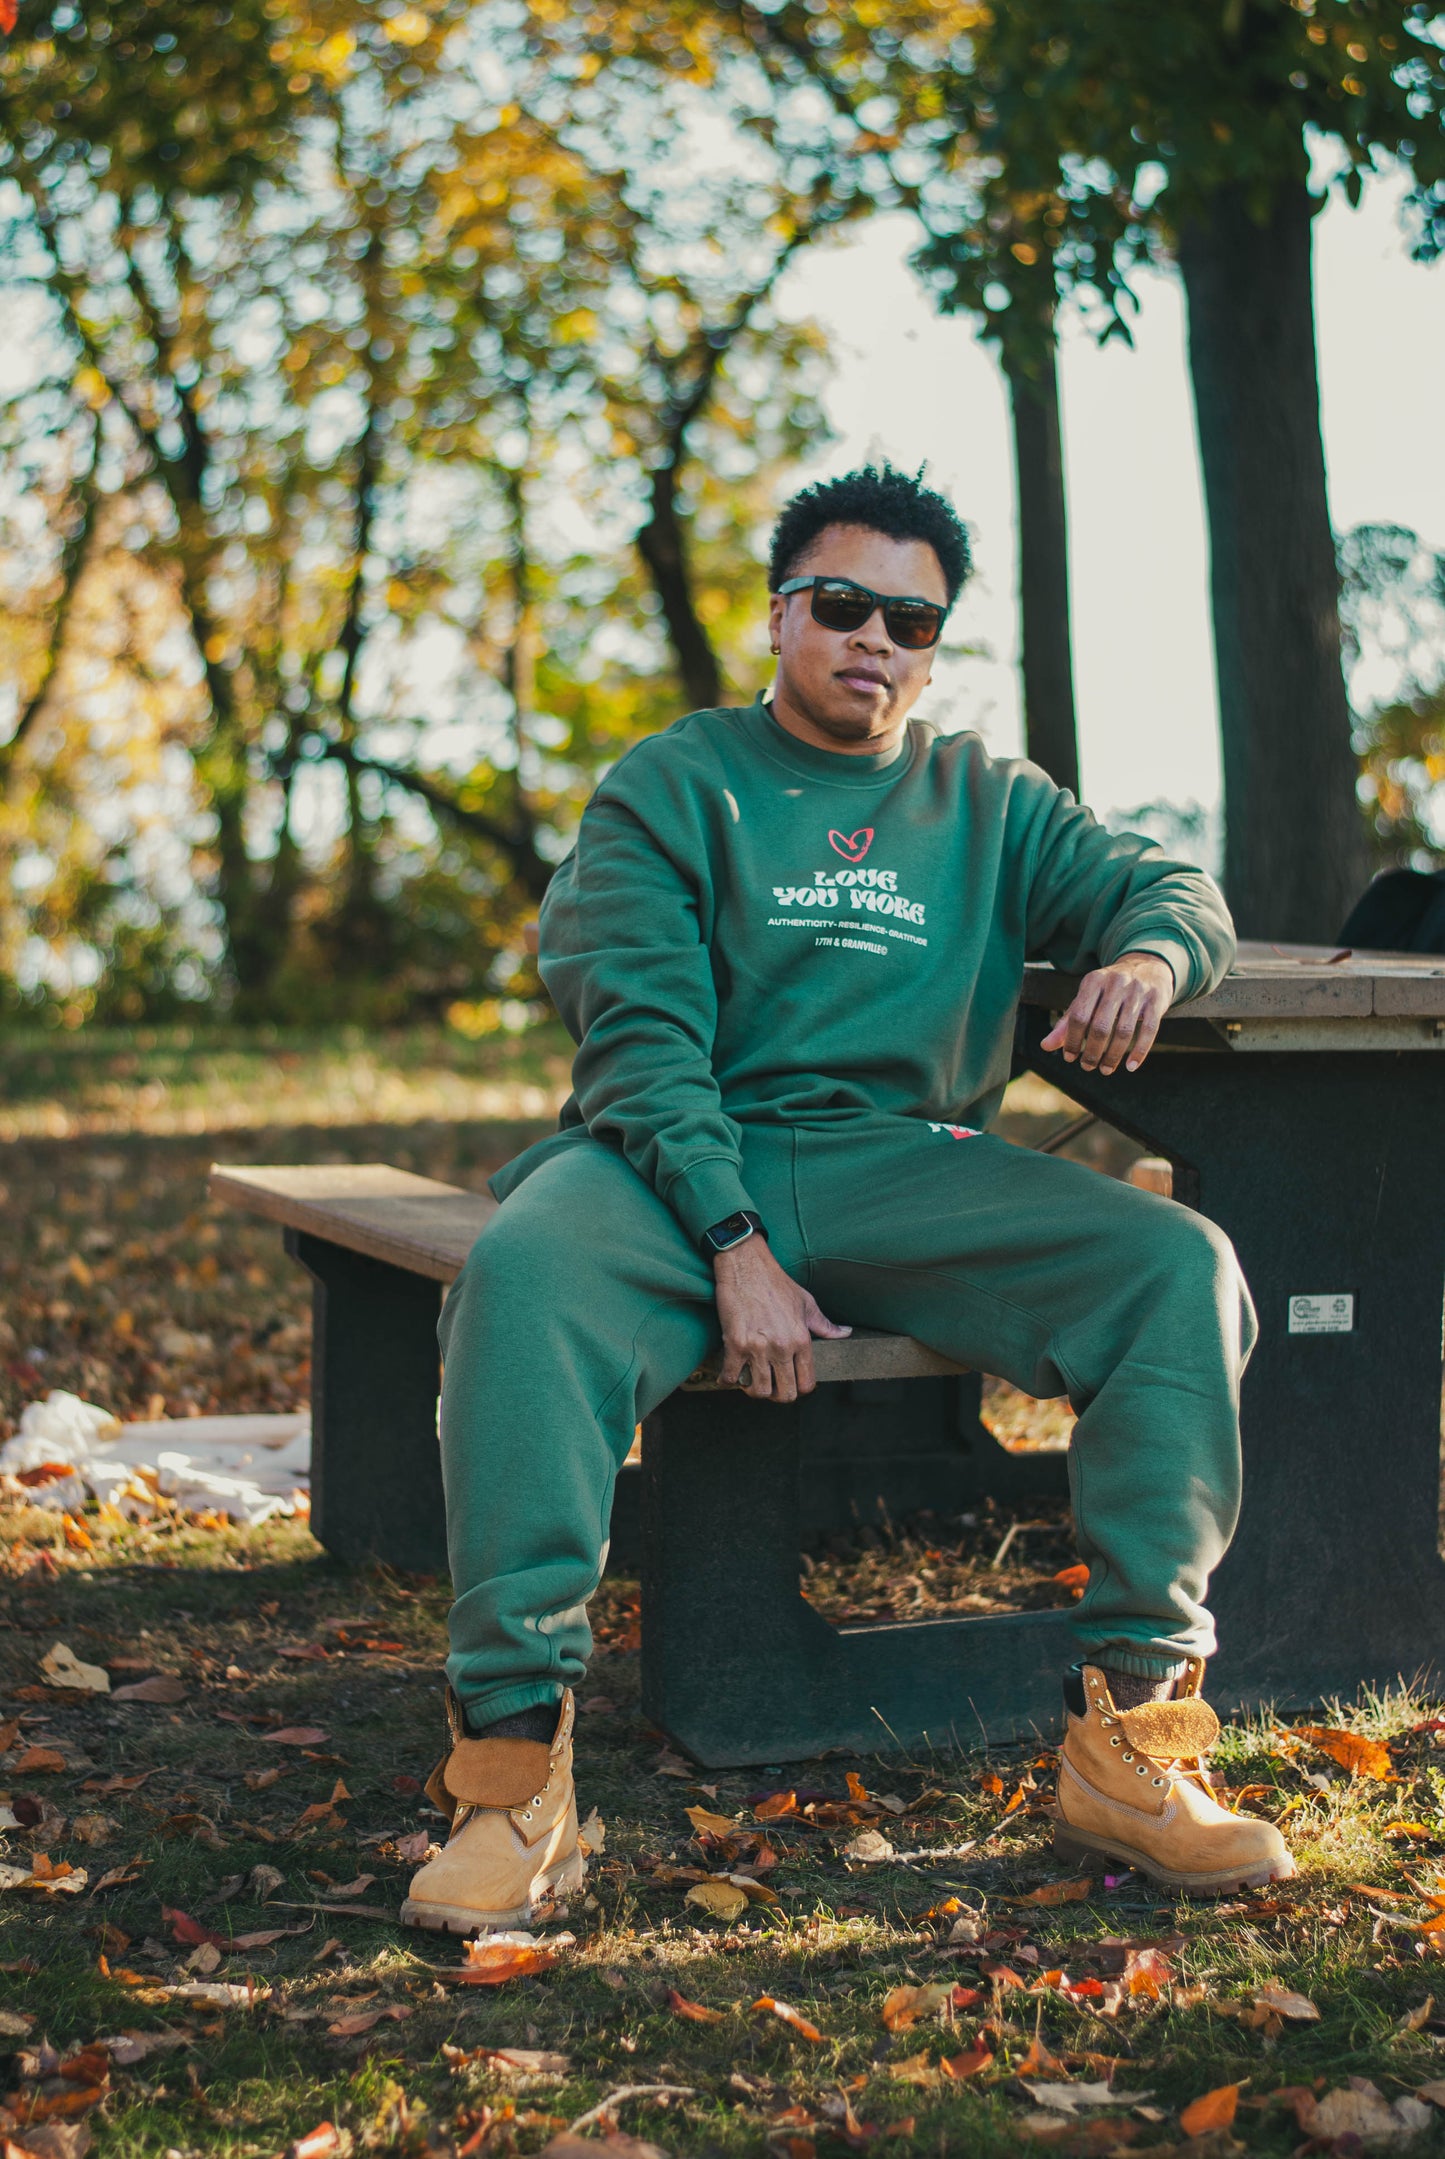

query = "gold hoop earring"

[770,644,780,657]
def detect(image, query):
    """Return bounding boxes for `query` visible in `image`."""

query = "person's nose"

[848,608,893,655]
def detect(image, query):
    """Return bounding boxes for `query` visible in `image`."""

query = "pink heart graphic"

[828,827,874,863]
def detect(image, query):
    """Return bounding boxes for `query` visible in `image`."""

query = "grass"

[7,1025,1439,2157]
[6,1514,1445,2158]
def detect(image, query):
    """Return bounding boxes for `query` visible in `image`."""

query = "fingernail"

[1126,1058,1139,1070]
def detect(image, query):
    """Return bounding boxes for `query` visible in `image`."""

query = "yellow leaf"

[685,1805,737,1837]
[685,1880,748,1922]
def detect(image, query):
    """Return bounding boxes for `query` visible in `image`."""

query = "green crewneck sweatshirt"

[515,696,1235,1243]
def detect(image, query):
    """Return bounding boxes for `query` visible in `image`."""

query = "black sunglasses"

[776,575,948,650]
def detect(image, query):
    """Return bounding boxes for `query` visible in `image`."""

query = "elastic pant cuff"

[1094,1648,1191,1682]
[451,1679,563,1731]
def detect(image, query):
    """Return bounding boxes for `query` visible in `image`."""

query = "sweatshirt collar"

[745,694,917,788]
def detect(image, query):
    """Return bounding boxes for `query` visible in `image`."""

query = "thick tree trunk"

[636,463,725,712]
[1000,332,1080,798]
[1179,179,1368,941]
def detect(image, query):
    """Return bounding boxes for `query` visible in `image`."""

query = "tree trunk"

[1000,330,1080,797]
[1179,178,1368,941]
[636,463,725,711]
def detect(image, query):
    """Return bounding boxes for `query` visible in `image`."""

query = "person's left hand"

[1039,951,1176,1075]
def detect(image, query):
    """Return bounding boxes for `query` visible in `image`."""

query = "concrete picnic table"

[1016,938,1445,1712]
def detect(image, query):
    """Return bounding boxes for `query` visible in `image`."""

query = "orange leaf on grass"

[1012,1876,1093,1906]
[164,1907,225,1950]
[666,1987,724,2025]
[752,1995,825,2043]
[845,1772,870,1805]
[753,1790,799,1821]
[1294,1725,1394,1779]
[880,1983,954,2031]
[1017,2036,1067,2078]
[940,2042,993,2080]
[1179,2083,1242,2137]
[1052,1563,1090,1590]
[287,2127,342,2159]
[455,1940,559,1985]
[261,1726,329,1746]
[14,1747,66,1775]
[1124,1947,1173,1997]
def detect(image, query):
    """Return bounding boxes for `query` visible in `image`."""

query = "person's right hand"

[712,1237,851,1403]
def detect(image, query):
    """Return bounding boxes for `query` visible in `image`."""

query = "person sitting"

[401,462,1293,1934]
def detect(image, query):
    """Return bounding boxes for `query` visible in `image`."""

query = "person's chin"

[814,694,891,741]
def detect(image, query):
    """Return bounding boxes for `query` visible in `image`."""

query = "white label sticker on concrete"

[1288,1293,1355,1335]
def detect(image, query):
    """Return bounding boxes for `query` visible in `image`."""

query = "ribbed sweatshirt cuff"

[664,1158,757,1247]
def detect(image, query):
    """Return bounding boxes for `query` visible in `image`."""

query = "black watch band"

[700,1209,768,1257]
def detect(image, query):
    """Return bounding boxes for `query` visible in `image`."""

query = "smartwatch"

[700,1209,768,1257]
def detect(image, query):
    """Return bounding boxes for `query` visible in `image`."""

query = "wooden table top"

[1021,940,1445,1021]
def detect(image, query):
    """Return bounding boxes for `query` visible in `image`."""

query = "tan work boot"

[1054,1660,1295,1895]
[400,1690,584,1935]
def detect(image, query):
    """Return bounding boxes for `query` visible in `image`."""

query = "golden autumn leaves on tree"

[0,0,855,1020]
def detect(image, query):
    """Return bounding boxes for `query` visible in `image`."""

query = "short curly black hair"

[768,462,972,604]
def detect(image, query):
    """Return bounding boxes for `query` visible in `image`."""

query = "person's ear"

[767,591,785,657]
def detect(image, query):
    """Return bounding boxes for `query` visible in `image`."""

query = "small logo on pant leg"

[928,1122,981,1139]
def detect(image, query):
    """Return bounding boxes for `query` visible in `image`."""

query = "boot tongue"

[1115,1697,1220,1759]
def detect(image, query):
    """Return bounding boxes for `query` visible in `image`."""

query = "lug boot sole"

[400,1846,586,1936]
[1053,1818,1296,1896]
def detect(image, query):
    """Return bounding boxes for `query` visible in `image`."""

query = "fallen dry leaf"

[260,1726,329,1746]
[1251,1983,1319,2022]
[880,1983,954,2031]
[1051,1563,1090,1591]
[1123,1946,1173,1998]
[752,1996,825,2043]
[841,1829,894,1862]
[395,1831,432,1864]
[578,1807,606,1857]
[1023,2081,1153,2116]
[321,1873,373,1898]
[455,1936,560,1986]
[285,2126,342,2159]
[111,1676,187,1705]
[1179,2083,1242,2136]
[326,2006,412,2035]
[753,1790,799,1821]
[14,1747,67,1776]
[939,2043,994,2080]
[39,1643,110,1695]
[1016,2037,1067,2078]
[164,1907,226,1950]
[685,1804,738,1837]
[666,1988,725,2025]
[685,1880,749,1923]
[1012,1876,1093,1907]
[1294,1725,1394,1780]
[231,1924,313,1949]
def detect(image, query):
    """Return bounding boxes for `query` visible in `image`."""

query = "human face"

[767,524,949,756]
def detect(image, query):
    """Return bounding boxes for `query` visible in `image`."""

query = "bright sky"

[775,170,1445,833]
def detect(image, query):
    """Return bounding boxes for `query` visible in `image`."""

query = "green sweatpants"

[437,1118,1256,1726]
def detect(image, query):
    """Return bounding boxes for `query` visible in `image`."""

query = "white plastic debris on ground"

[0,1390,310,1526]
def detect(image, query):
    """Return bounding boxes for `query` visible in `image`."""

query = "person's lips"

[835,668,890,694]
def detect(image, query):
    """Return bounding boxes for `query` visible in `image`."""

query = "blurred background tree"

[0,0,847,1022]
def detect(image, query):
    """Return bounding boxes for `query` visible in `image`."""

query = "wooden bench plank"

[210,1162,965,1381]
[209,1164,494,1283]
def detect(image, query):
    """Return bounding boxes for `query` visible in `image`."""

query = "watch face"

[708,1212,753,1249]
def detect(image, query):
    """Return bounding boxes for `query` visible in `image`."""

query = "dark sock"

[1102,1667,1175,1710]
[465,1703,557,1743]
